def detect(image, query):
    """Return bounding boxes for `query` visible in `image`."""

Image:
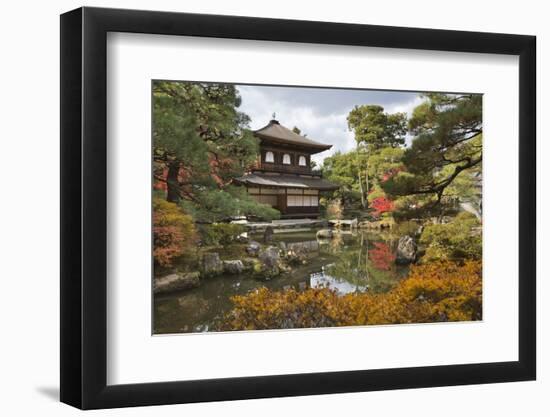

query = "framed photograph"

[60,6,536,409]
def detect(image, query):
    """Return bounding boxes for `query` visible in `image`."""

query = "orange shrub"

[153,198,197,267]
[218,260,482,330]
[364,260,482,324]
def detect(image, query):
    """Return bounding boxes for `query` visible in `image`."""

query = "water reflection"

[310,268,368,294]
[154,230,409,334]
[311,233,405,294]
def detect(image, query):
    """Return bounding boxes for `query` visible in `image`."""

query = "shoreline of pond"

[154,229,411,334]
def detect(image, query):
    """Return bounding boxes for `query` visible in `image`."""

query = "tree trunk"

[166,160,181,203]
[364,164,369,209]
[358,170,366,209]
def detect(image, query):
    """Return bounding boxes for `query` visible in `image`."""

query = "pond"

[154,230,410,334]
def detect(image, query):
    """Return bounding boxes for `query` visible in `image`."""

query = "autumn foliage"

[370,196,394,216]
[218,260,482,331]
[368,242,396,271]
[153,198,197,267]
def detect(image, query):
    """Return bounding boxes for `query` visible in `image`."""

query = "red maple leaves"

[371,196,394,216]
[369,242,396,271]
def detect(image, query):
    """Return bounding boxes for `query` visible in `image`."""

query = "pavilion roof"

[253,120,332,153]
[235,172,339,191]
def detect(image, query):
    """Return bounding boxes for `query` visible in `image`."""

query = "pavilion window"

[287,195,319,207]
[304,196,316,207]
[282,154,291,165]
[265,151,274,163]
[287,195,303,207]
[298,155,306,166]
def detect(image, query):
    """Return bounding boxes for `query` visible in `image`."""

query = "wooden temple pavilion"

[235,119,339,218]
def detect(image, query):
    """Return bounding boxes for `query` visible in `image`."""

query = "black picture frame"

[60,6,536,410]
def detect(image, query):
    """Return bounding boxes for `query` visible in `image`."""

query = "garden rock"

[396,235,417,264]
[241,257,259,272]
[202,252,224,276]
[263,226,274,243]
[258,246,282,278]
[154,272,200,294]
[223,260,244,274]
[284,241,318,265]
[246,240,261,256]
[259,246,280,268]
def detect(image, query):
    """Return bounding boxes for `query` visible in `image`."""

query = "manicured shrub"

[218,260,482,330]
[420,212,481,262]
[393,220,421,237]
[153,198,197,267]
[200,223,246,246]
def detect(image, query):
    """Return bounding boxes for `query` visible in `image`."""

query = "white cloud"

[237,85,424,163]
[385,94,424,118]
[239,86,356,165]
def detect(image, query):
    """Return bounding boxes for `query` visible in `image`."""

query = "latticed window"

[283,154,291,164]
[287,195,319,207]
[298,155,306,166]
[265,151,274,163]
[287,195,302,206]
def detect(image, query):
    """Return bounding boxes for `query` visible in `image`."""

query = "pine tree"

[383,93,482,206]
[153,81,279,221]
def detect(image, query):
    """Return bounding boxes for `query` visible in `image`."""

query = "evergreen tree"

[347,105,407,151]
[153,81,279,221]
[346,105,407,208]
[383,93,482,206]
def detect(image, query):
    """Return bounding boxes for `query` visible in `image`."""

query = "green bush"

[393,220,421,237]
[200,223,246,246]
[419,212,481,262]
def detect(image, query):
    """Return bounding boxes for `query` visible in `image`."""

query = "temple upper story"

[235,119,338,219]
[252,119,332,176]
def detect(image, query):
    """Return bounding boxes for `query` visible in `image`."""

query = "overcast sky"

[237,84,424,164]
